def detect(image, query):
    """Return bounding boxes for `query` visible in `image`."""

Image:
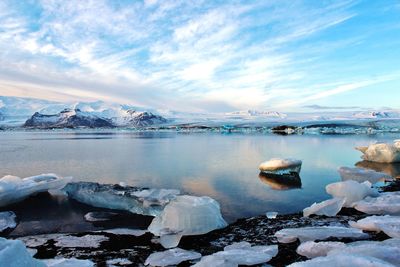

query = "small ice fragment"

[43,258,94,267]
[148,195,227,248]
[353,191,400,215]
[266,212,278,219]
[53,235,108,248]
[325,180,379,207]
[296,241,346,258]
[338,166,393,184]
[355,141,400,163]
[100,228,147,236]
[0,211,17,232]
[259,158,302,174]
[144,248,201,266]
[0,237,46,267]
[303,198,345,217]
[274,226,368,243]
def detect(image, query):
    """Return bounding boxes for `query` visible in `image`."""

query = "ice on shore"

[144,248,201,266]
[326,180,379,207]
[53,234,108,248]
[43,258,94,267]
[259,158,302,174]
[274,226,368,243]
[0,174,71,207]
[63,182,179,216]
[353,191,400,215]
[192,242,278,267]
[148,195,227,248]
[296,241,346,258]
[356,141,400,163]
[0,211,17,232]
[0,237,45,267]
[303,198,345,217]
[349,215,400,235]
[338,166,393,184]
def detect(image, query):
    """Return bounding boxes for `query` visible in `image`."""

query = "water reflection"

[355,161,400,178]
[258,172,302,190]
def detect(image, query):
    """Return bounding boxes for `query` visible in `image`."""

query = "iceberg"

[0,237,45,267]
[63,182,179,216]
[0,211,17,232]
[325,180,379,207]
[144,248,201,266]
[356,141,400,163]
[148,195,227,248]
[296,241,346,258]
[338,167,393,184]
[42,258,94,267]
[303,198,345,217]
[274,226,369,243]
[259,158,302,174]
[353,192,400,215]
[192,242,278,267]
[0,174,71,207]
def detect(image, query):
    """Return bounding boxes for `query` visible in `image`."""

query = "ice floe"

[144,248,201,266]
[296,241,346,258]
[43,258,94,267]
[259,158,302,174]
[353,191,400,215]
[0,211,17,232]
[0,174,71,207]
[148,195,227,248]
[274,226,368,243]
[63,182,179,216]
[325,180,379,207]
[303,198,345,217]
[338,166,393,184]
[192,242,278,267]
[356,141,400,163]
[0,237,45,267]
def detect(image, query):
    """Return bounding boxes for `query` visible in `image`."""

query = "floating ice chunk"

[266,212,278,219]
[296,241,346,258]
[288,253,394,267]
[274,226,368,243]
[192,243,278,267]
[325,180,379,207]
[356,141,400,163]
[148,195,227,248]
[0,237,45,267]
[349,215,400,235]
[43,258,94,267]
[63,182,179,216]
[303,198,345,217]
[144,248,201,266]
[0,174,71,207]
[259,158,302,174]
[353,192,400,215]
[0,211,17,232]
[53,234,108,248]
[338,167,393,184]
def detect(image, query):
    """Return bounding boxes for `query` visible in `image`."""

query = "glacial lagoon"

[1,130,399,227]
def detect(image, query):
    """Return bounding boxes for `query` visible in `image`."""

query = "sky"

[0,0,399,113]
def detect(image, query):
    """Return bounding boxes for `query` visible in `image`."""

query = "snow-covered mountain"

[352,111,400,119]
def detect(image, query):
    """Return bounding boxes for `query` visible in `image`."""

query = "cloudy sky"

[0,0,399,112]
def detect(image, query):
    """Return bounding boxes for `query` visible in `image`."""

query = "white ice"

[296,241,346,258]
[259,158,302,174]
[99,228,147,236]
[53,235,108,248]
[63,182,179,216]
[353,191,400,215]
[303,198,345,217]
[0,237,45,267]
[325,180,379,207]
[192,242,278,267]
[349,215,400,237]
[0,174,71,207]
[148,195,227,248]
[144,248,201,266]
[356,141,400,163]
[274,226,368,243]
[43,258,94,267]
[0,211,17,232]
[338,166,393,184]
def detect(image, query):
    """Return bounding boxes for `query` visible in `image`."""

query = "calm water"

[0,130,399,223]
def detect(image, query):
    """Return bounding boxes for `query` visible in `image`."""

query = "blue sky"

[0,0,399,112]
